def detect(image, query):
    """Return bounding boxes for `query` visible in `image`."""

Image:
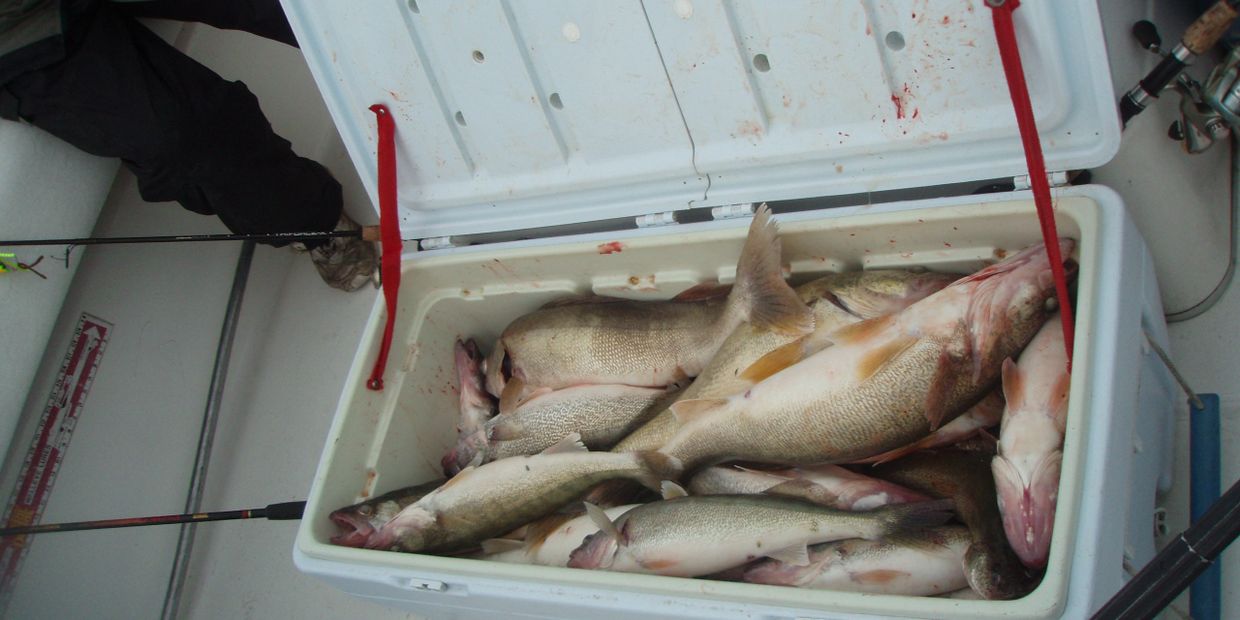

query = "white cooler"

[279,1,1180,618]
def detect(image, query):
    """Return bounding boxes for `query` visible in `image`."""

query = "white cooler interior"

[295,188,1171,620]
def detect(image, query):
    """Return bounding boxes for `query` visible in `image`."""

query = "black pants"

[0,0,340,245]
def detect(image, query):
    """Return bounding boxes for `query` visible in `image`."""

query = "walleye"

[364,434,681,553]
[870,449,1035,600]
[992,315,1069,569]
[470,385,671,466]
[687,464,929,511]
[441,339,498,476]
[330,478,446,547]
[855,389,1004,465]
[567,491,954,577]
[614,269,955,453]
[484,205,814,406]
[660,240,1075,470]
[739,526,971,596]
[483,504,641,566]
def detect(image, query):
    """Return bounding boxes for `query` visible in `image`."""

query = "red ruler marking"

[0,313,112,605]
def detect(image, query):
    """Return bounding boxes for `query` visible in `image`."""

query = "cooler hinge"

[635,211,679,228]
[419,235,462,251]
[710,202,756,220]
[1013,171,1070,190]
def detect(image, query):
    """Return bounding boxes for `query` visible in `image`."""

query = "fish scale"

[485,386,666,460]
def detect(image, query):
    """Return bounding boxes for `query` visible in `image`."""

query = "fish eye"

[1045,296,1058,312]
[358,505,374,516]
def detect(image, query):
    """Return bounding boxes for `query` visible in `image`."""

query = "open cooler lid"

[282,0,1119,239]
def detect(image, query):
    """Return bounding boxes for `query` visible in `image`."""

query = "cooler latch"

[1012,171,1070,191]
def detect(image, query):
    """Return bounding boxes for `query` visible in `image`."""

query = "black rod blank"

[0,501,306,537]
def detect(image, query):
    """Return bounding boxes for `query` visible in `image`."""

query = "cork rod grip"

[1183,1,1239,55]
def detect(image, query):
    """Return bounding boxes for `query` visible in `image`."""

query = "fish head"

[329,506,378,548]
[958,240,1076,380]
[329,497,407,547]
[456,339,491,407]
[740,556,819,586]
[567,529,620,570]
[964,540,1035,600]
[845,270,959,319]
[992,451,1062,569]
[441,430,488,477]
[363,505,437,552]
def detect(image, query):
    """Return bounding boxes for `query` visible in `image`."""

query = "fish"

[854,388,1004,465]
[870,449,1036,600]
[992,314,1069,569]
[363,434,681,553]
[613,269,956,453]
[567,490,954,578]
[442,338,499,476]
[483,204,814,406]
[686,464,929,511]
[481,504,641,566]
[329,478,446,548]
[738,525,971,596]
[659,240,1074,471]
[476,384,672,463]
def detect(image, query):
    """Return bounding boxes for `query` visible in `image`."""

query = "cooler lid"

[282,0,1119,239]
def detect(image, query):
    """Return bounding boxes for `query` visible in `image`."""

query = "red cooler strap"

[988,0,1075,369]
[367,104,402,391]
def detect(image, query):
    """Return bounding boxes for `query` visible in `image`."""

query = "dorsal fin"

[766,542,811,566]
[668,398,729,426]
[541,432,587,455]
[828,314,895,345]
[738,338,806,383]
[480,538,525,555]
[584,502,622,542]
[660,481,689,500]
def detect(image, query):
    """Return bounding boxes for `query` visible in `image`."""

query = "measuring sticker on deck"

[0,313,112,605]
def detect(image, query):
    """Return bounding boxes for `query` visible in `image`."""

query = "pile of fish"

[330,205,1076,601]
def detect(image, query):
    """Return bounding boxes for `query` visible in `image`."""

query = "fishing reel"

[1130,19,1239,153]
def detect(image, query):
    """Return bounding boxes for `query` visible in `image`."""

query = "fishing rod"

[0,501,306,536]
[1091,476,1240,620]
[0,227,381,248]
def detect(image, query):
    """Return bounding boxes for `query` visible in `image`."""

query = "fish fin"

[540,294,628,308]
[851,569,910,585]
[668,398,729,426]
[855,442,921,466]
[1000,358,1023,411]
[487,416,524,441]
[466,450,485,469]
[584,502,623,542]
[633,451,684,491]
[733,464,795,480]
[524,512,577,547]
[480,538,525,555]
[671,281,732,302]
[763,479,842,509]
[498,377,526,414]
[1050,371,1071,434]
[855,334,918,382]
[518,387,554,407]
[583,480,645,508]
[729,204,815,336]
[923,349,963,431]
[827,314,895,345]
[660,481,689,500]
[870,499,956,541]
[766,543,811,566]
[738,339,806,383]
[541,432,588,455]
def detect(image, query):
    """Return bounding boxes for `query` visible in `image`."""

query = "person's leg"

[112,0,298,47]
[3,4,375,289]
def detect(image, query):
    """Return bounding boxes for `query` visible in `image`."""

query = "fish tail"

[870,499,956,545]
[633,451,684,491]
[730,204,815,336]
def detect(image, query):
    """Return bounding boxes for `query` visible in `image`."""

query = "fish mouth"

[567,531,617,570]
[329,510,375,548]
